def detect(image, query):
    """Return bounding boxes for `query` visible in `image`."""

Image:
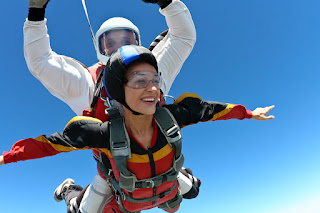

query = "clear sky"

[1,0,320,213]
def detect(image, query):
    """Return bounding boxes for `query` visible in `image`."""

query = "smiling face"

[124,62,160,115]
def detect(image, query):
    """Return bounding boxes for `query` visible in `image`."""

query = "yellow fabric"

[64,116,103,130]
[127,144,173,163]
[174,93,202,104]
[209,104,235,121]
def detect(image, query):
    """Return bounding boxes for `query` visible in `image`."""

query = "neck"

[123,108,154,149]
[123,108,153,132]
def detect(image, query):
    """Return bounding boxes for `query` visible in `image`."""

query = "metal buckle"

[107,169,114,177]
[146,180,155,188]
[163,95,176,103]
[111,141,128,150]
[166,124,179,137]
[104,97,119,110]
[104,96,112,107]
[122,194,126,201]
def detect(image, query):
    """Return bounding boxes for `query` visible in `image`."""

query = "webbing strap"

[90,69,104,108]
[154,107,182,159]
[121,167,178,190]
[158,192,183,210]
[126,181,177,203]
[154,107,184,173]
[113,181,177,204]
[109,109,131,159]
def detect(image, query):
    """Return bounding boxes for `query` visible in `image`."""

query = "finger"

[265,115,275,120]
[263,105,275,115]
[266,105,275,113]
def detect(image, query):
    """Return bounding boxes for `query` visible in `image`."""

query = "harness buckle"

[107,169,114,177]
[166,124,182,142]
[146,179,155,188]
[122,194,127,201]
[166,124,179,136]
[104,97,120,111]
[111,141,128,150]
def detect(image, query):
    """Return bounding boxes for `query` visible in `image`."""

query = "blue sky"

[1,0,320,213]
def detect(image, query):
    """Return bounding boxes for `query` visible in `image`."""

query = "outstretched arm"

[1,116,107,165]
[165,93,275,127]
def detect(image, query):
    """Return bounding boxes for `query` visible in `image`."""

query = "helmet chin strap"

[123,102,142,116]
[80,0,98,52]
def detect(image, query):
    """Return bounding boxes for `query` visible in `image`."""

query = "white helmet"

[95,17,141,64]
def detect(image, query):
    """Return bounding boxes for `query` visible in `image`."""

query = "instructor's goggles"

[98,29,139,56]
[124,71,162,90]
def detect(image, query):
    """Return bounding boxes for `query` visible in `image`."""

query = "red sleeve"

[214,105,252,121]
[3,137,61,164]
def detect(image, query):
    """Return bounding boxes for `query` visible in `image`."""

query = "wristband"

[157,0,172,9]
[28,8,46,21]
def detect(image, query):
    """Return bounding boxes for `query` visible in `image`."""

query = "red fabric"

[3,138,60,164]
[87,62,105,82]
[102,196,180,213]
[217,105,252,120]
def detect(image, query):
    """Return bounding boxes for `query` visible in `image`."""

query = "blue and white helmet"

[95,17,141,64]
[103,45,158,114]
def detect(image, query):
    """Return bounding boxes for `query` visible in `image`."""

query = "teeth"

[142,98,155,102]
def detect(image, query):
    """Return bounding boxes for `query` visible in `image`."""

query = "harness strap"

[125,182,178,203]
[109,109,131,160]
[154,107,184,168]
[158,192,183,210]
[121,167,178,190]
[94,153,114,179]
[90,68,105,109]
[112,180,178,204]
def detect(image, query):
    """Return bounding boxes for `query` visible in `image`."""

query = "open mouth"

[142,98,155,102]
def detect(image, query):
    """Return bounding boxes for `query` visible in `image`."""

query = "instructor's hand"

[251,105,275,121]
[29,0,50,8]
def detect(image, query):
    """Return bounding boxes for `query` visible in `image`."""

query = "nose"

[146,80,158,92]
[105,42,122,56]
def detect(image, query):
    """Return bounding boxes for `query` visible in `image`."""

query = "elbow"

[189,22,197,44]
[190,31,196,47]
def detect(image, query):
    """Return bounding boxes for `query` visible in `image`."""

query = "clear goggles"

[125,71,162,90]
[98,29,139,56]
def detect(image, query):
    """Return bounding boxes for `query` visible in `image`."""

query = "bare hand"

[29,0,50,8]
[251,105,275,121]
[0,155,4,166]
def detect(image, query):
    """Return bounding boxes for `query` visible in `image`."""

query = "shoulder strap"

[90,66,105,109]
[154,107,183,162]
